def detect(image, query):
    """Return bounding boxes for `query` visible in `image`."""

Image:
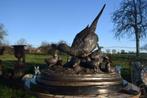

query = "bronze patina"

[35,69,122,95]
[54,4,111,72]
[58,5,106,58]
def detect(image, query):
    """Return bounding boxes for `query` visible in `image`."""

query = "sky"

[0,0,147,52]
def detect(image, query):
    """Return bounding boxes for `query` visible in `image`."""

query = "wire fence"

[101,46,147,53]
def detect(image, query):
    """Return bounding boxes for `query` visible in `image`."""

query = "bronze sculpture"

[55,4,111,72]
[44,50,59,67]
[24,4,140,97]
[57,5,105,57]
[35,4,123,95]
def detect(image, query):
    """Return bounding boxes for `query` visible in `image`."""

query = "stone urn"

[0,46,5,55]
[0,46,5,75]
[13,45,26,66]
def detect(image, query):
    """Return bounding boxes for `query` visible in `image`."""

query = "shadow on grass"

[0,75,36,98]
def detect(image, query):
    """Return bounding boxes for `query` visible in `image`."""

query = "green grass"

[25,54,49,64]
[0,54,49,71]
[0,53,68,65]
[1,53,147,71]
[0,54,49,64]
[0,84,36,98]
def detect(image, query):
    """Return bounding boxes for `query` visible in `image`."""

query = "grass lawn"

[1,53,146,67]
[0,53,68,67]
[0,53,49,66]
[0,84,36,98]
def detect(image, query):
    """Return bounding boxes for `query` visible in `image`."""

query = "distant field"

[0,53,70,73]
[0,53,147,68]
[0,53,48,64]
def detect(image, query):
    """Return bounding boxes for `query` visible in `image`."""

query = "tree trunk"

[135,31,140,58]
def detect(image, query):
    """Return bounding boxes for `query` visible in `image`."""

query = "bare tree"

[0,24,7,45]
[39,41,50,54]
[112,0,147,57]
[121,49,126,54]
[40,41,50,47]
[106,49,110,54]
[112,49,117,54]
[16,38,28,45]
